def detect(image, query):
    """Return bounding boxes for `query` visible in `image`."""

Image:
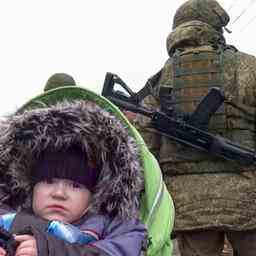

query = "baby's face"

[32,178,92,223]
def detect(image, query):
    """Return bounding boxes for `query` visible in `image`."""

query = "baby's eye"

[70,181,84,189]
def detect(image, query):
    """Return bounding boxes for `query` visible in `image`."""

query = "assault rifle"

[102,72,256,166]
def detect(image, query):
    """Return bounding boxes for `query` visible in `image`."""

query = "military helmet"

[44,73,76,92]
[172,0,230,32]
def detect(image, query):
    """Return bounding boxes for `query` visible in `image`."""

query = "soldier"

[135,0,256,255]
[44,73,76,91]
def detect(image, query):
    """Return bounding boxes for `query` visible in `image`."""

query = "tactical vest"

[158,47,256,175]
[168,48,226,131]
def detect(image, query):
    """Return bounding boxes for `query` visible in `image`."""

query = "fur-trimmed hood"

[0,100,144,219]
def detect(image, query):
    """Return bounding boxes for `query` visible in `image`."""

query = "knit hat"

[32,145,99,192]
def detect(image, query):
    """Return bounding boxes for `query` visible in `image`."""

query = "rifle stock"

[152,111,256,165]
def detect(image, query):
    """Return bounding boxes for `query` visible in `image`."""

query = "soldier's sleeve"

[247,56,256,106]
[133,94,161,160]
[237,53,256,106]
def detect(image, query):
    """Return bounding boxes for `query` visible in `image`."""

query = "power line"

[240,13,256,32]
[232,0,256,25]
[227,0,239,11]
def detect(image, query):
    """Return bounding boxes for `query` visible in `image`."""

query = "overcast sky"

[0,0,255,115]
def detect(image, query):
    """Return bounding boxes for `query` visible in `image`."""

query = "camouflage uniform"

[135,0,256,255]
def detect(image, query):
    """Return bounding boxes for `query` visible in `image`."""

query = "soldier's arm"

[134,94,161,159]
[236,53,256,107]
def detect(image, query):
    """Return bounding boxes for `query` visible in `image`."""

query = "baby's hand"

[0,247,6,256]
[14,235,37,256]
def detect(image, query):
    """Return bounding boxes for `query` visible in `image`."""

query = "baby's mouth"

[47,204,67,211]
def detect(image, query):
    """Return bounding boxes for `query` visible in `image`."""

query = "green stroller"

[14,83,175,256]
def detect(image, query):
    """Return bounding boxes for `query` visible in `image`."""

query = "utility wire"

[240,14,256,32]
[232,0,256,24]
[227,0,239,11]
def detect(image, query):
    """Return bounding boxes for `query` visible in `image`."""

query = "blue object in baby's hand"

[0,213,16,231]
[47,220,98,244]
[0,213,97,245]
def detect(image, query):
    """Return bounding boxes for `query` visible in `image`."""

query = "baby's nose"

[51,182,68,199]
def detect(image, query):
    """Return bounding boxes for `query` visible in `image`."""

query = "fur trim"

[0,101,144,219]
